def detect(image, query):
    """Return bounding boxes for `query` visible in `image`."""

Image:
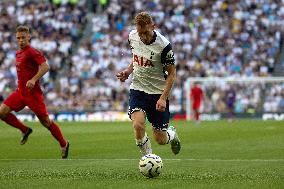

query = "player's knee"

[39,118,51,128]
[0,111,5,119]
[0,110,8,119]
[0,114,5,119]
[0,105,10,119]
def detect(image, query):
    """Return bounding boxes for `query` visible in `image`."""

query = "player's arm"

[32,61,49,81]
[156,43,176,112]
[156,64,176,112]
[116,62,133,82]
[26,61,49,89]
[160,64,176,100]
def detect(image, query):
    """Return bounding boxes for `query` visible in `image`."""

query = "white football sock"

[136,133,152,155]
[136,133,148,146]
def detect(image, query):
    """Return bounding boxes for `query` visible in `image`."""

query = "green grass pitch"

[0,120,283,189]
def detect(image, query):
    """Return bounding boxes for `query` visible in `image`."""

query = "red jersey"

[190,86,203,103]
[15,45,46,95]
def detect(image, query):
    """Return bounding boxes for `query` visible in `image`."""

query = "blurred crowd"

[198,82,284,114]
[0,0,284,114]
[0,0,88,112]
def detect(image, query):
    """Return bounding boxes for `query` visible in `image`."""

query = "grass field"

[0,120,283,189]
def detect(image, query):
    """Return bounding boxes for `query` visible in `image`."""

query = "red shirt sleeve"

[30,48,46,65]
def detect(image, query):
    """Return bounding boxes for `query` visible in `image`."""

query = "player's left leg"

[148,99,181,155]
[152,129,168,145]
[38,116,69,159]
[26,93,69,158]
[167,125,181,155]
[151,125,181,155]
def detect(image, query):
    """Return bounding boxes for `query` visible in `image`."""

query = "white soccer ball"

[139,154,163,178]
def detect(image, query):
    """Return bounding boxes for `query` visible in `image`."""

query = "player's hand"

[26,79,36,89]
[116,70,129,82]
[156,98,166,112]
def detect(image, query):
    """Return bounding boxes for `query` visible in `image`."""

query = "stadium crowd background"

[0,0,283,115]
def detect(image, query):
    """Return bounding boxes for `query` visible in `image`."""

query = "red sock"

[2,113,28,133]
[195,111,200,121]
[48,121,67,147]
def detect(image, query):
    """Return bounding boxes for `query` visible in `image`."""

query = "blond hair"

[134,12,153,26]
[16,25,30,33]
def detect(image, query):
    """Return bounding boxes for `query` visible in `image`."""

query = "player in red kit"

[190,82,203,124]
[0,26,69,159]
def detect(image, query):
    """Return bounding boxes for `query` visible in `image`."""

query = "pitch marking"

[0,159,283,162]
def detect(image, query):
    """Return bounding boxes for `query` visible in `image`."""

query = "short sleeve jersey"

[15,45,46,94]
[191,86,203,103]
[128,30,176,94]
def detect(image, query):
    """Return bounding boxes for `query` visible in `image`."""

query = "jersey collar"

[144,31,157,45]
[18,44,30,51]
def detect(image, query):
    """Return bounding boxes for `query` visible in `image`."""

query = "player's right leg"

[128,89,152,156]
[227,106,234,122]
[131,111,152,156]
[0,92,32,144]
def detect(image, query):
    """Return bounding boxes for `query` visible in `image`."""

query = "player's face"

[136,23,155,44]
[16,32,30,49]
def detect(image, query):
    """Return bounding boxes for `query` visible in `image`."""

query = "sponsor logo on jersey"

[133,54,154,67]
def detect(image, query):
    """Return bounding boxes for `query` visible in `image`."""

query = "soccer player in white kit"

[116,12,181,156]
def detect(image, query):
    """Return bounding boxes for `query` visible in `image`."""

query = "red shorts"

[3,90,49,118]
[192,101,201,110]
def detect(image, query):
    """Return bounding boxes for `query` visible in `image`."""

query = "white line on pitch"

[0,159,283,162]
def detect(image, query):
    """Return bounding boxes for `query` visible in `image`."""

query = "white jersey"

[128,30,176,94]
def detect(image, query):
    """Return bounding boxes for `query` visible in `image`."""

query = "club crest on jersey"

[133,54,154,67]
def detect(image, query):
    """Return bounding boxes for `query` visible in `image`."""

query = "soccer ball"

[139,154,163,178]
